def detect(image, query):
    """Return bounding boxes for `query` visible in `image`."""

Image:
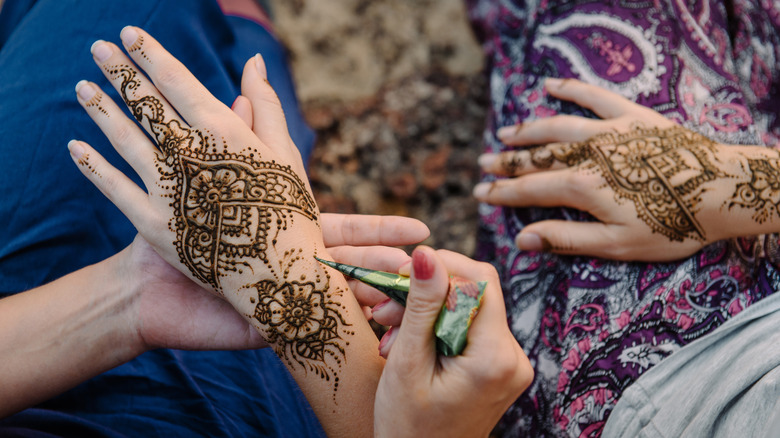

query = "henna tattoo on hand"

[499,141,593,174]
[586,126,725,241]
[518,126,726,242]
[105,62,348,387]
[728,155,780,224]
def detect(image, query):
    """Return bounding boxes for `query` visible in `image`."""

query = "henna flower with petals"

[608,139,662,184]
[256,281,326,343]
[186,168,245,226]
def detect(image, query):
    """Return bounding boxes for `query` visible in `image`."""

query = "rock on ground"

[270,0,488,256]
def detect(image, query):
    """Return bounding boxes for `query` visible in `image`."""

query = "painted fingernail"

[373,298,392,313]
[75,80,96,101]
[68,140,85,159]
[545,78,563,89]
[90,40,112,63]
[120,26,139,48]
[516,233,544,251]
[472,182,491,199]
[478,154,497,169]
[254,53,267,79]
[397,260,412,276]
[412,249,435,281]
[378,326,398,358]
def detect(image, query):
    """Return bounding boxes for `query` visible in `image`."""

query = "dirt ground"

[269,0,488,256]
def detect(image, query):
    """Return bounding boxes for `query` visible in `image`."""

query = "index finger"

[321,213,430,247]
[545,78,640,119]
[117,26,233,125]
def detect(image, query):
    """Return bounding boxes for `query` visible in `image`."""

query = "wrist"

[104,246,151,359]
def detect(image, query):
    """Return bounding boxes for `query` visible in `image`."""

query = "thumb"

[392,246,450,362]
[240,54,295,154]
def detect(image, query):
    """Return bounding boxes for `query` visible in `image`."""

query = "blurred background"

[269,0,488,256]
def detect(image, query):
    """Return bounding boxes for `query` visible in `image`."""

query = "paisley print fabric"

[466,0,780,436]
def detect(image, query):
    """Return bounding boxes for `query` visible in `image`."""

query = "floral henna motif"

[729,156,780,224]
[178,156,318,289]
[510,126,724,241]
[106,63,347,383]
[585,126,725,241]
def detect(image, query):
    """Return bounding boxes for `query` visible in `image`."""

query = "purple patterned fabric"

[466,1,780,436]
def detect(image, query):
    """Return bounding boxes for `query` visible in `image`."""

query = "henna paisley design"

[105,62,348,385]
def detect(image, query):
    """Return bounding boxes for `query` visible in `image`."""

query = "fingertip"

[472,182,493,200]
[378,326,399,359]
[545,77,564,90]
[67,139,86,160]
[497,124,520,141]
[411,246,437,281]
[231,95,253,129]
[372,299,405,327]
[120,25,140,48]
[515,232,547,252]
[478,153,497,170]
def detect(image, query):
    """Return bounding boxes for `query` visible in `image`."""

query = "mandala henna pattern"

[105,63,348,384]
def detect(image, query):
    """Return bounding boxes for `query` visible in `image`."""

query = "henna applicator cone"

[315,257,486,356]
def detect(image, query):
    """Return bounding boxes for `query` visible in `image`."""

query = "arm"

[70,27,384,436]
[0,214,426,420]
[0,235,266,418]
[474,78,780,261]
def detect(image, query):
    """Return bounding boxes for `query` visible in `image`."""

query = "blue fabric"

[0,0,323,436]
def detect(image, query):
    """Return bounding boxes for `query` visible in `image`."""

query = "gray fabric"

[603,291,780,438]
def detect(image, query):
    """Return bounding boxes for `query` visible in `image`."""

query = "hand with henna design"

[474,78,780,262]
[67,26,396,436]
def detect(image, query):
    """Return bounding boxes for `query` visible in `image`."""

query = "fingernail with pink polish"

[412,249,435,280]
[373,298,391,313]
[378,326,398,358]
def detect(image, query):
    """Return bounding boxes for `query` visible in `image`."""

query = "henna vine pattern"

[517,126,725,241]
[499,141,593,174]
[728,156,780,224]
[103,61,348,385]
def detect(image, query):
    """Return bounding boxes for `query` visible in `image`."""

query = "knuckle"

[112,119,136,146]
[153,65,184,90]
[474,345,523,387]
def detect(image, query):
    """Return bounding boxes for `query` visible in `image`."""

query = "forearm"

[217,229,383,437]
[0,250,142,418]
